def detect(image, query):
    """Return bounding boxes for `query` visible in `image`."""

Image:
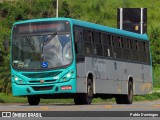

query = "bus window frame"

[73,25,151,65]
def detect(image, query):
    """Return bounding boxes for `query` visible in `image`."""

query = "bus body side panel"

[85,57,108,94]
[76,62,87,93]
[76,56,153,95]
[84,57,124,94]
[101,59,124,94]
[122,62,152,95]
[122,62,141,95]
[134,65,152,95]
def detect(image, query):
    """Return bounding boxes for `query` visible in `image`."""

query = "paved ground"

[0,100,160,120]
[0,100,160,111]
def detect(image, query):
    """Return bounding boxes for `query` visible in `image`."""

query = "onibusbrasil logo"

[2,112,42,118]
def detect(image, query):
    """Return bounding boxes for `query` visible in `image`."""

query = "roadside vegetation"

[1,92,160,104]
[0,0,160,102]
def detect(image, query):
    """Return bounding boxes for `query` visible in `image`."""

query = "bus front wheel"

[74,78,93,105]
[27,95,40,105]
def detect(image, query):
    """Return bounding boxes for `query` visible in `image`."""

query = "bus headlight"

[60,71,74,82]
[66,72,72,78]
[14,77,19,81]
[13,76,25,84]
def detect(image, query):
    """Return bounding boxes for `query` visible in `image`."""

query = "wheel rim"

[128,83,133,102]
[87,85,93,97]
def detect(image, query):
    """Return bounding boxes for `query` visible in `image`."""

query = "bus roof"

[13,17,149,41]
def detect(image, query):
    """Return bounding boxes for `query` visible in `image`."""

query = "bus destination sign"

[13,21,70,36]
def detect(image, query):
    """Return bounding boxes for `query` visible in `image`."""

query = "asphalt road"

[0,100,160,111]
[0,100,160,120]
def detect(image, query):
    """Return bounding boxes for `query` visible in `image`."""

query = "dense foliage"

[0,0,160,94]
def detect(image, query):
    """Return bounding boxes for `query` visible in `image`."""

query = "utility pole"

[56,0,58,17]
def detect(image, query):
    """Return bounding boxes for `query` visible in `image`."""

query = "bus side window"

[122,37,131,60]
[146,42,150,64]
[131,39,139,62]
[113,36,122,59]
[83,29,92,55]
[93,31,102,56]
[139,41,146,52]
[83,29,92,42]
[74,26,84,55]
[101,33,113,58]
[131,40,138,51]
[139,41,147,63]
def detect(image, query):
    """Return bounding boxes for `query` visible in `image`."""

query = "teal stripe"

[13,17,149,40]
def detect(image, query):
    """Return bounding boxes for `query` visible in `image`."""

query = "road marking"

[0,106,50,111]
[152,104,160,108]
[40,106,49,110]
[103,104,160,110]
[104,105,112,108]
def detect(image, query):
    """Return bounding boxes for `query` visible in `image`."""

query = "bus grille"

[22,71,61,78]
[32,86,53,91]
[29,80,56,84]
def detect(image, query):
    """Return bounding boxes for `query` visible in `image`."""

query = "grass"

[153,88,160,92]
[92,97,115,103]
[134,92,160,101]
[1,92,160,104]
[0,93,74,104]
[0,93,27,103]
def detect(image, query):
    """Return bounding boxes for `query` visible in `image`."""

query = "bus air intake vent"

[22,71,61,78]
[29,80,56,84]
[32,86,53,91]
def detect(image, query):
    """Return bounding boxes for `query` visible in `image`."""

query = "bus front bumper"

[12,79,76,96]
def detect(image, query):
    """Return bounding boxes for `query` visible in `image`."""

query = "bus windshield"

[12,33,72,70]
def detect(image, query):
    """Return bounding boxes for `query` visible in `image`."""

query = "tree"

[59,1,70,17]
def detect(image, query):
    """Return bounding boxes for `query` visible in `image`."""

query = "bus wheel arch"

[87,73,94,91]
[87,73,93,83]
[74,73,94,105]
[115,77,134,104]
[86,73,94,99]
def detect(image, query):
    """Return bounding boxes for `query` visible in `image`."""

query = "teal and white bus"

[11,18,152,105]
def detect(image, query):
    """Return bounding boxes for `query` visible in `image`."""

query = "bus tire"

[124,81,133,104]
[74,78,93,105]
[74,94,83,105]
[115,95,123,104]
[115,81,133,104]
[84,78,93,104]
[27,95,40,105]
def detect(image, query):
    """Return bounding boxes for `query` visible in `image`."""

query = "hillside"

[0,0,160,93]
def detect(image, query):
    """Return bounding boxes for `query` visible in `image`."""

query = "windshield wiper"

[25,37,34,51]
[41,32,57,52]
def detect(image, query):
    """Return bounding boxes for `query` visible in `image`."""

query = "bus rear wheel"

[115,81,133,104]
[125,81,133,104]
[27,95,40,105]
[74,78,93,105]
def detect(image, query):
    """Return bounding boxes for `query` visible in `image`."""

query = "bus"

[11,18,152,105]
